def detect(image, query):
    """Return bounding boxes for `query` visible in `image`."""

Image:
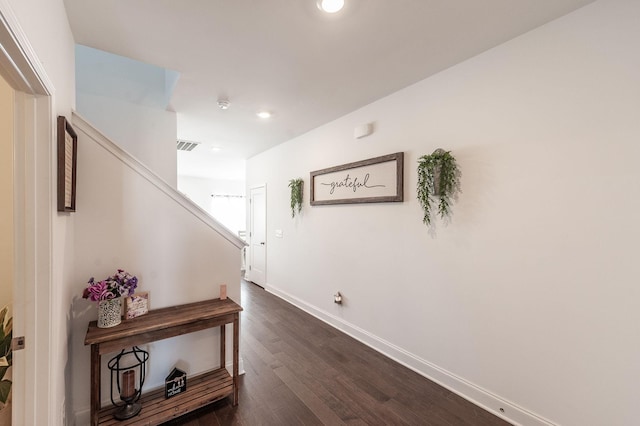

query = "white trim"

[265,283,557,426]
[34,89,54,426]
[11,89,25,426]
[226,357,245,376]
[72,112,247,250]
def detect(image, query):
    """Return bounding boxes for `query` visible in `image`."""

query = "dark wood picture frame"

[310,152,404,205]
[57,116,78,212]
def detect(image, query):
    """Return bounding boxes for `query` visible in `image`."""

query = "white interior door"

[248,185,266,287]
[0,10,54,425]
[0,69,13,426]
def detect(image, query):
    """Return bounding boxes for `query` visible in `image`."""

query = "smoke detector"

[217,99,230,110]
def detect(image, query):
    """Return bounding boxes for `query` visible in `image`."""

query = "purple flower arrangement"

[82,269,138,302]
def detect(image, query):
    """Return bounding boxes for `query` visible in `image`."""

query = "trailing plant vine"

[0,306,12,410]
[417,149,461,227]
[288,178,304,218]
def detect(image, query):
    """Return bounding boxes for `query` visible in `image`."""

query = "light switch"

[275,229,283,238]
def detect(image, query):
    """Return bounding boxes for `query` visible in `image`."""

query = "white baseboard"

[265,283,556,426]
[228,356,246,376]
[74,409,89,426]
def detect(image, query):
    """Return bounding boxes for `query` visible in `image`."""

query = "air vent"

[176,140,200,151]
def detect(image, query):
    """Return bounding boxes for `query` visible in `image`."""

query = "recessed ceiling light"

[217,99,230,110]
[317,0,344,13]
[210,146,222,152]
[257,111,272,119]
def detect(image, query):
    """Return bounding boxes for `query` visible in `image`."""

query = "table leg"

[90,345,100,426]
[220,324,226,369]
[232,313,239,406]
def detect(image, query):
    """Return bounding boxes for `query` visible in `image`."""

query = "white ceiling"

[64,0,594,179]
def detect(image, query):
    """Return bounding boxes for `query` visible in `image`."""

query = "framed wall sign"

[57,116,78,212]
[310,152,404,205]
[125,292,150,319]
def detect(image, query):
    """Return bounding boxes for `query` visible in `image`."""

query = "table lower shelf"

[97,368,233,426]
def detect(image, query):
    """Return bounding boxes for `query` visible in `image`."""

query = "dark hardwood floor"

[162,280,511,425]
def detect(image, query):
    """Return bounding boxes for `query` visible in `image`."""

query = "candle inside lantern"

[121,370,135,399]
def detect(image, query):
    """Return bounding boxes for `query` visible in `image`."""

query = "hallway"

[165,280,509,425]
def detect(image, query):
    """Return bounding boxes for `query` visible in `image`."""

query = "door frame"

[0,4,55,425]
[247,184,266,286]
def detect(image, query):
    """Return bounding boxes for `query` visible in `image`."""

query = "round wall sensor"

[217,99,230,110]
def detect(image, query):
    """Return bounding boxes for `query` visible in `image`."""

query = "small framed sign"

[125,292,149,319]
[310,152,404,205]
[57,116,78,212]
[165,367,187,399]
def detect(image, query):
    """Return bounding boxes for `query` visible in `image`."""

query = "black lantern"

[107,346,149,420]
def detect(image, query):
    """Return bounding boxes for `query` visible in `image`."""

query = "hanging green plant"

[417,148,461,227]
[288,178,304,218]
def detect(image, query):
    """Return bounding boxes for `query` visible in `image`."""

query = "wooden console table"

[84,298,242,426]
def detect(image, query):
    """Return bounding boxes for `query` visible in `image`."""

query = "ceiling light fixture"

[257,111,272,119]
[317,0,344,13]
[217,99,230,110]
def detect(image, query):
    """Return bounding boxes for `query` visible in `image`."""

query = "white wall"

[77,93,178,187]
[69,116,242,423]
[6,0,75,115]
[178,175,246,234]
[2,0,76,424]
[247,1,640,425]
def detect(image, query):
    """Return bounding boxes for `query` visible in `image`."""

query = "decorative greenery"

[288,178,304,218]
[417,148,461,227]
[0,306,12,409]
[82,269,138,302]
